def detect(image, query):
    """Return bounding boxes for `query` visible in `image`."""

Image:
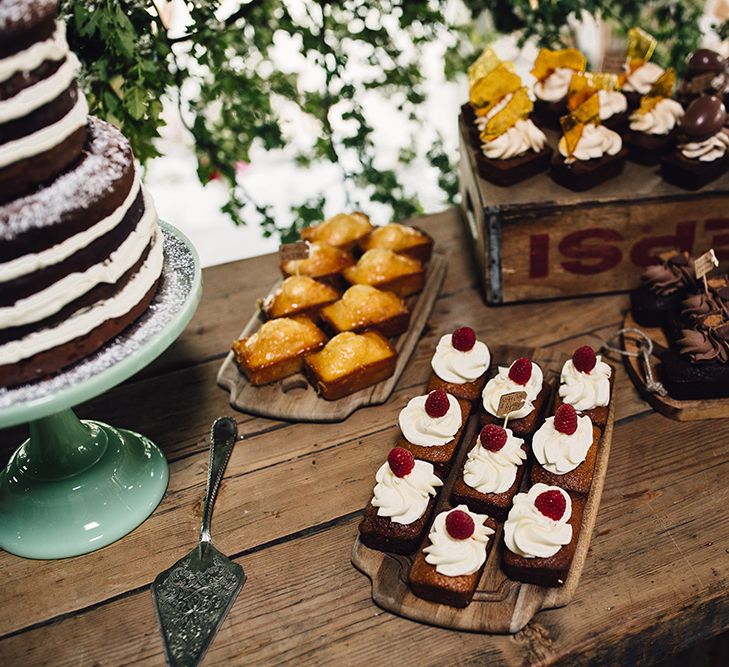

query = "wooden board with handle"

[352,344,615,633]
[217,254,447,422]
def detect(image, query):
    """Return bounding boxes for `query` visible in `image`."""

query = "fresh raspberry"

[445,509,475,540]
[451,326,476,352]
[554,403,578,435]
[424,389,450,418]
[572,345,597,373]
[535,489,567,521]
[508,357,532,385]
[387,447,415,478]
[480,424,507,452]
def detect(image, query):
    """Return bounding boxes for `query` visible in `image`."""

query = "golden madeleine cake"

[232,316,327,385]
[280,242,354,285]
[319,285,410,338]
[300,212,374,250]
[262,276,339,320]
[359,223,433,263]
[342,248,425,298]
[304,331,397,399]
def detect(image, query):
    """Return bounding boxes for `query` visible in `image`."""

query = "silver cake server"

[152,417,245,667]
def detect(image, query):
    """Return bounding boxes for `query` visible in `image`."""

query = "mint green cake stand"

[0,222,202,559]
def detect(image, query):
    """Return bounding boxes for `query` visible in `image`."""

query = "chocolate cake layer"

[0,186,144,305]
[0,55,63,100]
[0,275,161,388]
[0,82,77,143]
[550,148,628,192]
[476,146,553,187]
[0,0,57,58]
[661,151,729,190]
[625,129,675,165]
[0,123,85,203]
[0,117,135,260]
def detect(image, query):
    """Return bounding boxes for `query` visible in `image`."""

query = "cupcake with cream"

[556,345,612,428]
[428,326,491,400]
[531,47,587,129]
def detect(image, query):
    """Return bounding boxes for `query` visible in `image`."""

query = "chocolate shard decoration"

[496,390,527,418]
[279,241,310,262]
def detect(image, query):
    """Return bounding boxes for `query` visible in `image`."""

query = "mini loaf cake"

[427,326,491,401]
[319,284,409,338]
[530,404,600,495]
[451,423,527,521]
[553,346,613,429]
[502,484,584,587]
[409,505,497,607]
[304,330,396,400]
[397,388,471,476]
[481,357,549,438]
[358,447,443,554]
[279,241,354,286]
[358,223,433,264]
[232,316,327,385]
[342,248,425,298]
[261,275,339,320]
[300,211,373,251]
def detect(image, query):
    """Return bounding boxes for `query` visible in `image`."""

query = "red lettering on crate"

[558,229,624,275]
[629,221,696,267]
[705,218,729,260]
[529,234,549,278]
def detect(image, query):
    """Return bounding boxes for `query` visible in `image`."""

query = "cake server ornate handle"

[200,417,238,543]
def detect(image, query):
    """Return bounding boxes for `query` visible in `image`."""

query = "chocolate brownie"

[476,146,553,187]
[550,147,628,191]
[625,129,676,165]
[661,150,729,190]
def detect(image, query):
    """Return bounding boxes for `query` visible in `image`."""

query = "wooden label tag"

[497,391,527,418]
[695,249,719,281]
[279,241,310,263]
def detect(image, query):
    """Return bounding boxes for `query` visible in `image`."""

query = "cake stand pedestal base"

[0,408,168,559]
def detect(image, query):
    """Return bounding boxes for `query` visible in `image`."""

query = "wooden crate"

[458,112,729,305]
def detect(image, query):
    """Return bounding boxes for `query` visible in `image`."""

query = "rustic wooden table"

[1,208,728,666]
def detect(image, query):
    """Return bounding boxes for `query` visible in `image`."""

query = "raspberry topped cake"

[428,326,491,400]
[358,447,443,554]
[0,0,163,387]
[409,505,497,607]
[554,345,613,428]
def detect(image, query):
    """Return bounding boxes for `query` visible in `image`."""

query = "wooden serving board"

[351,345,615,634]
[622,312,729,421]
[216,254,447,422]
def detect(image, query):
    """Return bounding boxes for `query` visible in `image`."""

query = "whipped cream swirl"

[622,61,665,94]
[598,89,627,120]
[532,414,594,475]
[558,123,622,163]
[680,130,729,162]
[371,460,443,525]
[534,67,574,102]
[431,333,490,384]
[482,361,543,419]
[399,393,461,447]
[558,356,611,411]
[481,119,547,159]
[504,484,573,559]
[423,505,494,576]
[463,428,526,494]
[629,98,684,135]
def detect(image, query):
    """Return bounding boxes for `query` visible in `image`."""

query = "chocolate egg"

[686,49,724,77]
[682,95,727,140]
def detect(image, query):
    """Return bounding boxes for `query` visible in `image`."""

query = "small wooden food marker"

[497,390,527,429]
[694,248,719,293]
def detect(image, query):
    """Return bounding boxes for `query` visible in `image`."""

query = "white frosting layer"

[0,188,157,329]
[399,393,461,447]
[463,428,526,494]
[0,172,141,283]
[0,53,79,123]
[431,333,490,384]
[558,123,622,163]
[559,356,611,411]
[504,484,573,559]
[0,91,88,169]
[0,21,68,83]
[481,119,547,159]
[622,61,664,94]
[0,224,163,365]
[482,361,543,419]
[371,460,443,525]
[680,130,729,162]
[629,98,684,135]
[598,89,627,120]
[532,414,593,474]
[534,67,574,102]
[474,92,513,128]
[423,505,494,577]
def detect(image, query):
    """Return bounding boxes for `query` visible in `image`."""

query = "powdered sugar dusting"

[0,226,198,409]
[0,116,133,241]
[0,0,57,34]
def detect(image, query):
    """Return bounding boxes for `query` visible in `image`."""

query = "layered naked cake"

[0,0,163,387]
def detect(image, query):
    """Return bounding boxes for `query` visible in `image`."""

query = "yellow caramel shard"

[626,27,657,64]
[589,72,619,91]
[560,95,600,157]
[480,87,533,142]
[468,46,503,84]
[531,48,586,82]
[637,68,676,114]
[470,63,523,114]
[567,72,598,111]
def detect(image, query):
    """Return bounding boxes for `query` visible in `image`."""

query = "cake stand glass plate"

[0,222,202,559]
